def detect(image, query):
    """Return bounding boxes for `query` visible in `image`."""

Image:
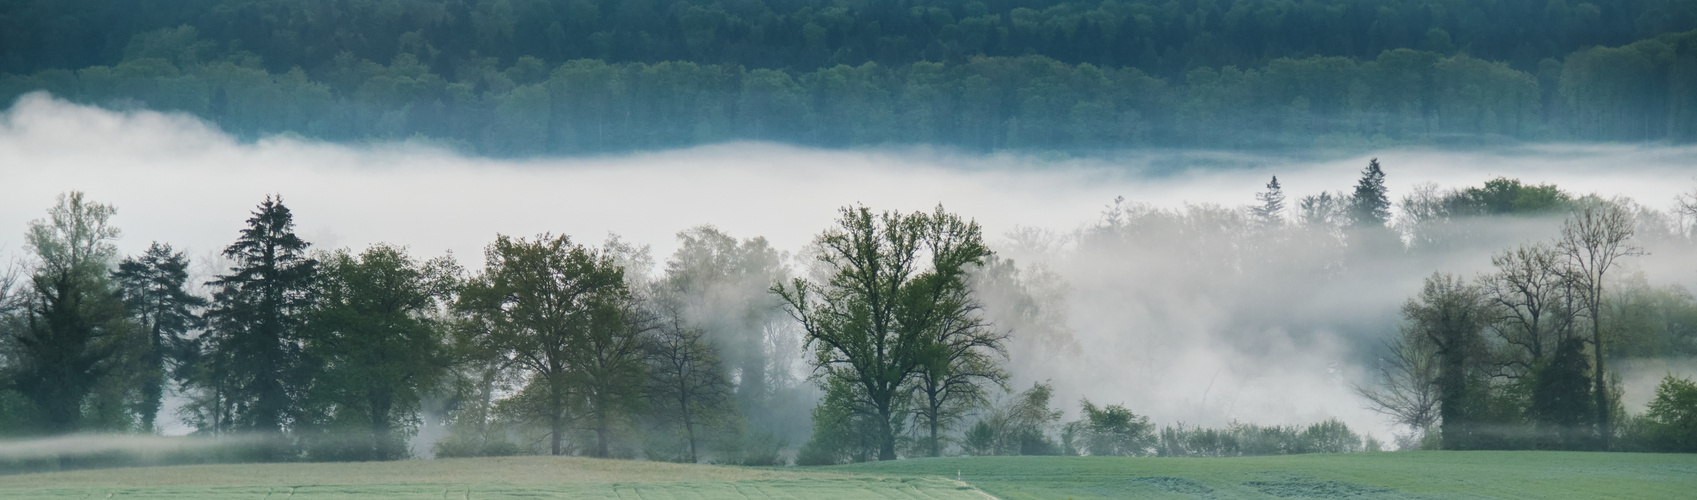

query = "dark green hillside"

[3,0,1693,78]
[3,1,1695,155]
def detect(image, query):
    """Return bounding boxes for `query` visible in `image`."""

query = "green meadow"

[0,456,991,499]
[2,451,1694,499]
[834,451,1697,499]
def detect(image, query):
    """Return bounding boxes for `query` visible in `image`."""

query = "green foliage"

[8,192,135,434]
[1401,273,1492,450]
[1155,419,1364,457]
[112,243,207,433]
[434,438,520,459]
[197,196,319,446]
[796,377,885,465]
[5,27,1696,155]
[1347,158,1391,228]
[1528,337,1595,450]
[1463,178,1573,216]
[5,0,1690,80]
[302,244,458,461]
[455,233,636,457]
[1639,375,1697,452]
[776,205,994,461]
[962,382,1064,457]
[1066,399,1155,457]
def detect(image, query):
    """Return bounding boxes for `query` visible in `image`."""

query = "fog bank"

[4,92,1695,444]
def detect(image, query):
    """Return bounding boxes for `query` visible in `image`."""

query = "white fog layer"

[4,92,1695,443]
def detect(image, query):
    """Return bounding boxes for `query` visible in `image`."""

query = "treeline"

[0,193,820,466]
[854,382,1379,462]
[4,0,1692,79]
[1359,180,1697,452]
[795,162,1697,463]
[6,28,1697,154]
[3,162,1696,469]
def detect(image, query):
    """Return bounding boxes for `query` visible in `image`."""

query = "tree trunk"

[549,384,565,456]
[1593,313,1610,451]
[596,413,611,458]
[681,375,695,462]
[142,321,164,432]
[371,388,394,458]
[929,411,941,457]
[925,380,944,458]
[685,417,697,463]
[878,406,897,461]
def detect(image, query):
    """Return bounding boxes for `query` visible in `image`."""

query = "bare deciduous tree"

[1355,323,1442,441]
[1677,186,1697,239]
[645,301,735,463]
[1478,243,1576,375]
[1557,201,1643,450]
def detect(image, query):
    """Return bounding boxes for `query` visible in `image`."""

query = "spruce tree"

[1251,175,1286,227]
[202,196,318,442]
[1348,158,1391,228]
[113,242,207,432]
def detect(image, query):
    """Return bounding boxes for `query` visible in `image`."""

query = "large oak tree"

[776,205,996,460]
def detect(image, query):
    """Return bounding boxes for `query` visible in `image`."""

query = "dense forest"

[2,0,1696,154]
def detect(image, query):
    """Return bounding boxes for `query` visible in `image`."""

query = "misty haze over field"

[5,92,1694,447]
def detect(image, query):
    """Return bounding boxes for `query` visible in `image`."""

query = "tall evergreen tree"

[1251,175,1287,227]
[11,192,129,433]
[202,196,318,443]
[1348,158,1391,228]
[113,242,207,433]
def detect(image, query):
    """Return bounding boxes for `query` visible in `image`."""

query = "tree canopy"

[2,2,1695,154]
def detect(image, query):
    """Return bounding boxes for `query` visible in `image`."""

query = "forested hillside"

[2,0,1695,154]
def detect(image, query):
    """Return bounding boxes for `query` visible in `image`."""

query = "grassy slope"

[829,451,1697,499]
[0,456,991,499]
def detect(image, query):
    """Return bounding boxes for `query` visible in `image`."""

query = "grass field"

[832,451,1697,499]
[0,451,1692,499]
[0,456,992,499]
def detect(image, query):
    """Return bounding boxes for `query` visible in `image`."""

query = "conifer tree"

[1251,175,1287,227]
[1348,158,1391,228]
[202,196,318,442]
[113,242,207,432]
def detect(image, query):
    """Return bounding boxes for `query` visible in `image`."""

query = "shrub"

[1639,375,1697,453]
[1068,399,1154,456]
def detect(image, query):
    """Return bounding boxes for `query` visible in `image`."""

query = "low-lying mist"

[4,92,1695,448]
